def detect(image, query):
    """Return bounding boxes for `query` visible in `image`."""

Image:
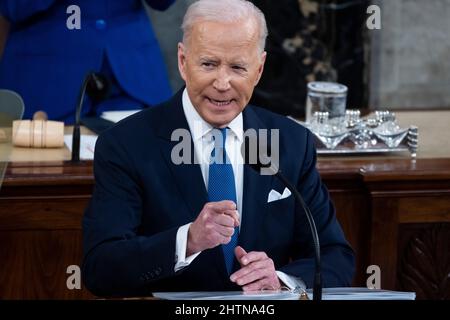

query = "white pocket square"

[267,187,292,203]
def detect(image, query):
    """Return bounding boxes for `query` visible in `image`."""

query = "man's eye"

[202,62,214,68]
[232,65,246,71]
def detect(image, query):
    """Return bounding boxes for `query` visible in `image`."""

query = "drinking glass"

[306,81,348,128]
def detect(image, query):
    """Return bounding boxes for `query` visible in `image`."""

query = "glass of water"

[306,81,348,127]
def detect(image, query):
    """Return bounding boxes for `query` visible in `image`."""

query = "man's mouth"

[207,97,233,106]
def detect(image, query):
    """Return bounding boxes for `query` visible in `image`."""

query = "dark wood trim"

[1,156,449,299]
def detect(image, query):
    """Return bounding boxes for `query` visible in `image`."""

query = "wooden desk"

[318,157,450,300]
[1,112,449,299]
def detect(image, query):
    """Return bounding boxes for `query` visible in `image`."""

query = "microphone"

[86,73,110,104]
[71,72,109,162]
[241,138,322,301]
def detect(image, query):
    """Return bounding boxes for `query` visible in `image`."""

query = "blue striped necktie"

[208,128,239,274]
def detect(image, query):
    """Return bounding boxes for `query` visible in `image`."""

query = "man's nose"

[213,68,231,91]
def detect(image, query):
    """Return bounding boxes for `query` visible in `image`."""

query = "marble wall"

[369,0,450,109]
[146,0,195,92]
[250,0,337,117]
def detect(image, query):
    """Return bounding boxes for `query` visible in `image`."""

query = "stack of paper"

[153,290,301,300]
[153,287,415,300]
[100,110,141,123]
[64,135,98,160]
[307,287,416,300]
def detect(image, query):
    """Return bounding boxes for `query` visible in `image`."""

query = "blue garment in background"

[0,0,175,123]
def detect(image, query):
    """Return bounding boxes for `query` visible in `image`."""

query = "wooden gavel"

[12,111,64,148]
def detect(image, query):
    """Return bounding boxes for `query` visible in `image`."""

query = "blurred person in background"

[0,0,176,123]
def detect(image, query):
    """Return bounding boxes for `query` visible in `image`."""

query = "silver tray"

[315,140,411,155]
[288,116,418,158]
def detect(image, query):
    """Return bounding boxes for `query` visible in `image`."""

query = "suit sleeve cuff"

[276,271,306,291]
[174,223,201,272]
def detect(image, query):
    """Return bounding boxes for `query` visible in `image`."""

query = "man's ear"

[254,51,267,86]
[177,42,187,82]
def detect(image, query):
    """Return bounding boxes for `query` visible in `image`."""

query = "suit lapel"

[155,90,229,278]
[155,90,207,219]
[238,107,274,251]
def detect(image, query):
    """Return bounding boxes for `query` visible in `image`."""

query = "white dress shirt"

[174,89,305,291]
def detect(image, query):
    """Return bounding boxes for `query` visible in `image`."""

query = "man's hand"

[187,200,239,256]
[230,246,281,292]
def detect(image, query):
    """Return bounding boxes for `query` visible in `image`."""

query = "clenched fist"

[187,200,239,256]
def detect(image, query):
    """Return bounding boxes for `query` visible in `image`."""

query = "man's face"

[178,19,266,128]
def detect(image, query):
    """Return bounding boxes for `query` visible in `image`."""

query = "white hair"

[181,0,268,53]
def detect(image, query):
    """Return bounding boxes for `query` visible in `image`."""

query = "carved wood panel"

[398,223,450,300]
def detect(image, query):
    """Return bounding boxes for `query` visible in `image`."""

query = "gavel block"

[12,119,64,148]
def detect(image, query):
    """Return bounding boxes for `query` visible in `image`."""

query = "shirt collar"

[182,88,243,142]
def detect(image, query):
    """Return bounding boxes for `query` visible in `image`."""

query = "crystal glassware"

[373,120,408,148]
[311,111,349,149]
[306,82,348,126]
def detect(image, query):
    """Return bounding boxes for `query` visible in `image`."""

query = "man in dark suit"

[82,0,354,297]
